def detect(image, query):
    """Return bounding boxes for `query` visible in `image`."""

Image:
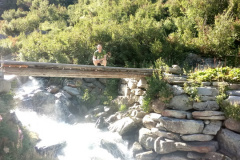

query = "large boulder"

[224,118,240,133]
[159,117,204,134]
[0,79,11,93]
[169,94,193,110]
[108,117,140,135]
[217,129,240,158]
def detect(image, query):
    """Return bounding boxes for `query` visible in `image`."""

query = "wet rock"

[197,87,219,96]
[47,85,60,94]
[193,101,219,111]
[108,117,140,136]
[151,128,181,141]
[135,151,157,160]
[63,86,80,96]
[172,85,185,96]
[151,99,167,113]
[32,91,55,114]
[159,117,204,134]
[181,134,214,141]
[100,139,125,160]
[217,129,240,159]
[161,152,188,160]
[35,141,66,158]
[224,118,240,133]
[0,79,11,93]
[203,121,222,135]
[83,78,96,83]
[119,84,128,96]
[169,94,193,110]
[161,110,191,119]
[131,142,144,157]
[95,117,109,129]
[137,78,148,89]
[142,115,157,129]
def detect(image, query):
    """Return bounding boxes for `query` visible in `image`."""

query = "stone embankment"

[95,65,240,160]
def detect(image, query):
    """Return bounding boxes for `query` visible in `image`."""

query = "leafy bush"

[220,101,240,121]
[188,67,240,83]
[119,104,127,112]
[142,58,173,112]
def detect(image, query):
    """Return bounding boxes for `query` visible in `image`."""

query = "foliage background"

[0,0,240,67]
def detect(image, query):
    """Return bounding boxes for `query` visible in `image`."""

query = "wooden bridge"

[0,61,154,78]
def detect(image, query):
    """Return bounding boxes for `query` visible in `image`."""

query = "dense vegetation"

[0,0,240,67]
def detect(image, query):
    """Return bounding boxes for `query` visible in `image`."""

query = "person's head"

[97,44,102,52]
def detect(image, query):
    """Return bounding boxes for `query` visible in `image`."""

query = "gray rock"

[47,85,60,94]
[172,85,185,96]
[169,94,193,110]
[212,82,229,87]
[224,118,240,133]
[108,117,139,135]
[35,141,66,158]
[128,79,138,89]
[197,87,219,96]
[133,89,144,96]
[192,111,224,117]
[137,78,148,88]
[0,79,11,93]
[217,129,240,159]
[193,101,219,111]
[149,113,162,121]
[159,117,204,134]
[161,152,189,160]
[151,99,167,113]
[226,96,240,105]
[161,110,190,119]
[63,86,80,96]
[181,134,214,141]
[151,128,180,141]
[194,116,225,120]
[226,90,240,96]
[175,141,219,153]
[203,121,222,135]
[203,152,227,160]
[200,96,216,102]
[154,138,177,154]
[100,139,125,160]
[142,115,157,129]
[139,128,157,150]
[95,117,108,129]
[131,142,144,157]
[228,84,240,90]
[187,152,206,160]
[135,151,157,160]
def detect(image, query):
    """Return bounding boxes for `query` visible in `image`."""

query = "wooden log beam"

[3,68,151,78]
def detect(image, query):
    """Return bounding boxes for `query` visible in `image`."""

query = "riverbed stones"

[159,117,204,134]
[193,101,219,111]
[161,110,191,119]
[108,117,139,135]
[169,94,192,110]
[203,121,222,135]
[217,129,240,158]
[224,118,240,133]
[181,134,214,141]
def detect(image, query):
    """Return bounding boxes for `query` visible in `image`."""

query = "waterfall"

[14,77,134,160]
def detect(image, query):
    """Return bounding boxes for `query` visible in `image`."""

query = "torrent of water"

[14,77,134,160]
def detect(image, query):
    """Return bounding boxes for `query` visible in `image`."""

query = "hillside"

[0,0,239,67]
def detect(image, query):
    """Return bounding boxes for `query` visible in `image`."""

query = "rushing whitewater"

[14,77,133,160]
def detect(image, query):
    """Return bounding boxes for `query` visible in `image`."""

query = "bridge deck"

[0,61,154,78]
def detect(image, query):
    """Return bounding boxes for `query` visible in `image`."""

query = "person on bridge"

[92,44,108,67]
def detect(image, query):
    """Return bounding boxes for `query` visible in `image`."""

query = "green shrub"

[220,102,240,121]
[119,104,127,112]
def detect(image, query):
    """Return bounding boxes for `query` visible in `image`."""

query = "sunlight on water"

[14,77,133,160]
[15,110,133,160]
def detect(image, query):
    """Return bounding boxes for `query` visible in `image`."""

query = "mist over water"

[14,77,133,160]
